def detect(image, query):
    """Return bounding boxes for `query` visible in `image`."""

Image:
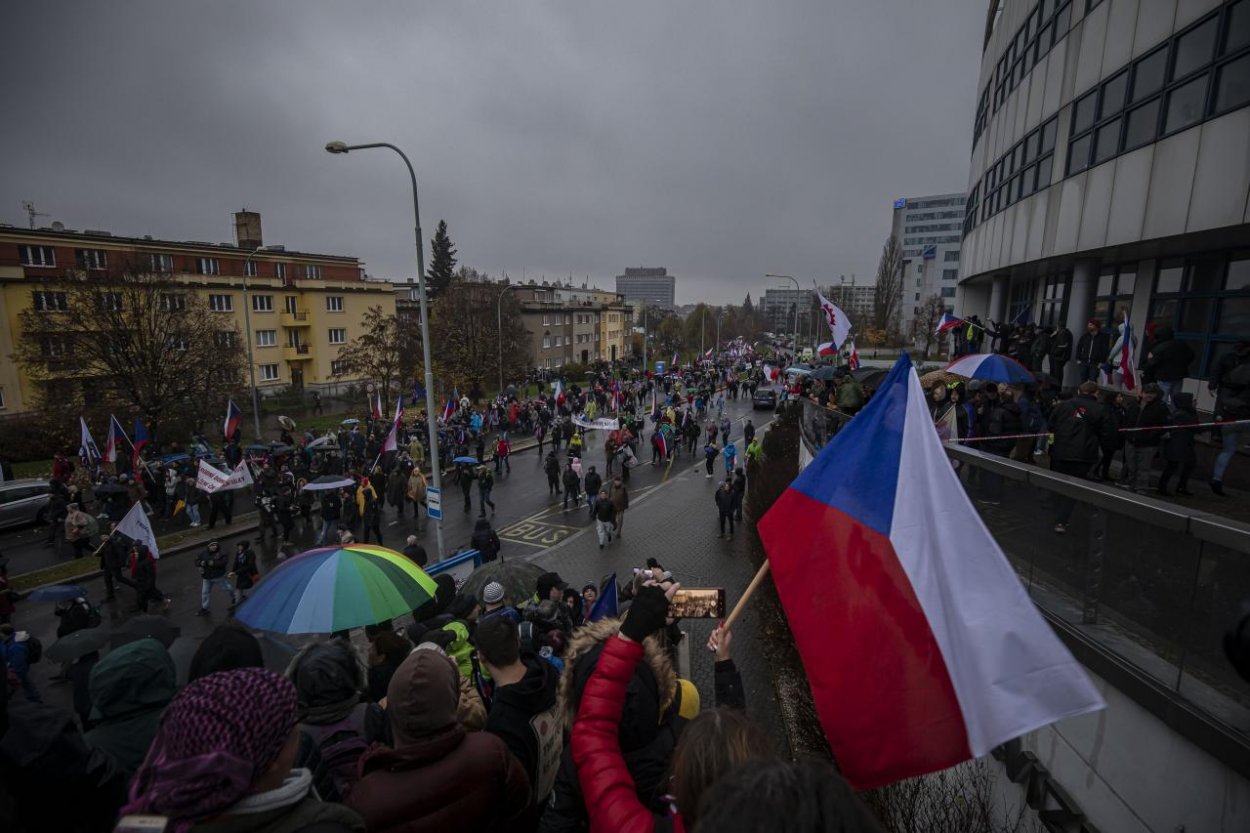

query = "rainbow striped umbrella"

[234,544,438,634]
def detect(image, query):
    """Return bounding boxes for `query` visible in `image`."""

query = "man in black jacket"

[1142,324,1194,407]
[196,540,235,616]
[715,479,736,540]
[1075,320,1111,382]
[1048,382,1114,533]
[1049,324,1073,380]
[475,616,562,808]
[1122,383,1170,493]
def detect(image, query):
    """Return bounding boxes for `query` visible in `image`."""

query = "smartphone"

[668,588,726,619]
[114,817,169,833]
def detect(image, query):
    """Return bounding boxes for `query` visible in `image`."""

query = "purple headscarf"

[122,667,298,832]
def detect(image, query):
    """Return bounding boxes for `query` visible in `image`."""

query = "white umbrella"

[301,475,356,492]
[307,435,338,451]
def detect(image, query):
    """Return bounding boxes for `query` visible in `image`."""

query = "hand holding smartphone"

[668,588,726,619]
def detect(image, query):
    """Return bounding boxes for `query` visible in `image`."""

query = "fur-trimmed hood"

[557,618,677,752]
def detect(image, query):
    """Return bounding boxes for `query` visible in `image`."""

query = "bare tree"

[873,234,906,339]
[914,294,949,359]
[427,277,530,397]
[14,265,246,441]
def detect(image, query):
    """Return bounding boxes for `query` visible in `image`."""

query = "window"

[1039,273,1070,327]
[148,253,174,272]
[1124,99,1162,149]
[1132,47,1169,102]
[168,335,189,351]
[256,330,277,347]
[1092,265,1136,329]
[42,335,69,359]
[160,293,186,311]
[197,257,220,276]
[208,294,233,312]
[1215,52,1250,113]
[1067,134,1092,174]
[328,328,346,345]
[97,292,123,312]
[542,336,551,349]
[214,331,238,348]
[1094,118,1122,163]
[326,296,344,312]
[32,290,67,311]
[244,260,257,277]
[942,269,959,281]
[1228,0,1249,54]
[259,364,280,381]
[330,360,347,376]
[0,387,5,409]
[1149,252,1250,377]
[1100,71,1128,119]
[285,295,299,314]
[1165,73,1210,133]
[19,245,55,267]
[75,249,107,270]
[1174,16,1219,81]
[274,262,287,281]
[304,265,321,279]
[1072,90,1098,134]
[541,314,549,326]
[252,294,274,312]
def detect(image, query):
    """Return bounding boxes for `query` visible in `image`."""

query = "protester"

[475,615,563,807]
[366,630,412,703]
[480,581,522,625]
[403,533,428,567]
[230,540,260,605]
[471,517,502,563]
[594,489,616,549]
[196,540,235,616]
[1121,383,1169,493]
[347,645,533,833]
[1158,392,1198,496]
[129,543,169,614]
[477,463,496,517]
[83,637,177,775]
[1209,339,1250,494]
[0,623,40,702]
[187,621,265,682]
[120,667,366,832]
[562,461,582,510]
[1047,381,1113,533]
[715,479,736,540]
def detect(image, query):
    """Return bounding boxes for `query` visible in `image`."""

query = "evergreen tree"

[426,220,457,299]
[742,293,754,316]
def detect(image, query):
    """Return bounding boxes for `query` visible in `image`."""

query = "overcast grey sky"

[1,1,985,304]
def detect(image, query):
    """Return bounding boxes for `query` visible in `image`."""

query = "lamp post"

[242,245,264,440]
[325,139,444,561]
[496,283,519,395]
[765,274,802,357]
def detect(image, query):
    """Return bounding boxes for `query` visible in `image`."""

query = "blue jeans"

[201,576,237,609]
[1157,380,1179,408]
[1214,424,1243,481]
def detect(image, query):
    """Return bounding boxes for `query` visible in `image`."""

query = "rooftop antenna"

[21,201,48,229]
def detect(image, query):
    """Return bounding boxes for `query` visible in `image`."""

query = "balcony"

[281,310,310,327]
[283,344,310,361]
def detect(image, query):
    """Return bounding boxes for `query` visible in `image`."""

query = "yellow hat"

[676,678,701,720]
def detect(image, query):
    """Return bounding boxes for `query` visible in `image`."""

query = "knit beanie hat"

[482,581,505,605]
[122,668,298,832]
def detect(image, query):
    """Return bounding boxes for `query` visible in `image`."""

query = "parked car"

[752,389,778,411]
[0,478,52,530]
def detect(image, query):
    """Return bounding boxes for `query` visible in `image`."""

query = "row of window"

[904,197,967,210]
[975,0,1076,147]
[901,210,965,222]
[32,290,340,314]
[1067,2,1249,175]
[252,328,346,347]
[17,244,329,280]
[903,223,961,235]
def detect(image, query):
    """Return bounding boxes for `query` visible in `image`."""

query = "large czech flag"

[758,355,1103,789]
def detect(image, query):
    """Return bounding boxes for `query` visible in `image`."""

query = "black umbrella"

[852,368,890,389]
[459,559,547,607]
[45,627,111,663]
[812,366,838,381]
[110,615,181,649]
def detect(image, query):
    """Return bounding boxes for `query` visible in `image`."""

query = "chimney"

[234,210,263,249]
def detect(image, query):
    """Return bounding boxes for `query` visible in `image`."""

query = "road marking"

[498,518,581,548]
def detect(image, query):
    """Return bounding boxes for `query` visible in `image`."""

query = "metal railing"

[797,399,1250,778]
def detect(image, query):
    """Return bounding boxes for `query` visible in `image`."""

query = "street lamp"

[496,283,519,395]
[765,274,802,357]
[325,139,444,561]
[242,245,263,440]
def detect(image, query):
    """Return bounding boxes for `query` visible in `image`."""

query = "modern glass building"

[958,0,1249,405]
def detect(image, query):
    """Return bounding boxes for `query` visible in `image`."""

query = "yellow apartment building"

[0,212,396,416]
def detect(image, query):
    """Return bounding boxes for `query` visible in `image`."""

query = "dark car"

[752,388,777,410]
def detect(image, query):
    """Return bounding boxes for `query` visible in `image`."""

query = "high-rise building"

[890,193,966,337]
[615,267,676,309]
[958,0,1249,407]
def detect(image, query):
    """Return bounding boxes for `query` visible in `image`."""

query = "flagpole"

[723,560,771,631]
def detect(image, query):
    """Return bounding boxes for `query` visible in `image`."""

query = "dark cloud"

[1,1,985,304]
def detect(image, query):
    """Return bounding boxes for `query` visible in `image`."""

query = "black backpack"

[302,709,371,804]
[25,635,43,664]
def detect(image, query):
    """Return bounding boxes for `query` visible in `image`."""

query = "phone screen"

[114,816,169,833]
[668,588,726,619]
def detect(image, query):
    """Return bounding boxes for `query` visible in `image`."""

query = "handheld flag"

[383,398,404,452]
[105,415,127,464]
[815,289,853,351]
[672,351,679,367]
[554,380,566,408]
[704,347,713,359]
[117,500,160,559]
[223,399,242,439]
[848,341,861,370]
[441,394,456,423]
[1109,312,1137,391]
[1011,304,1033,326]
[79,417,101,465]
[370,391,384,420]
[588,574,619,622]
[411,382,425,405]
[816,342,837,357]
[757,355,1103,789]
[935,312,963,336]
[132,418,150,470]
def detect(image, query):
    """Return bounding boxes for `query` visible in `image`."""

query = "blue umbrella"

[28,584,89,602]
[945,353,1035,384]
[453,456,480,465]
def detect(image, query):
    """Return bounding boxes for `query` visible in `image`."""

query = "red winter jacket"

[570,636,686,833]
